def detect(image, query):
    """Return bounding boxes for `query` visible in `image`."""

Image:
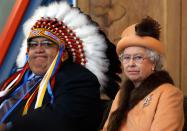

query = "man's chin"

[32,69,46,76]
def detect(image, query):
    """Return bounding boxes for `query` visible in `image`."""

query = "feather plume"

[135,16,161,40]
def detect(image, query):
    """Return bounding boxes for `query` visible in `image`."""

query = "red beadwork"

[31,17,86,65]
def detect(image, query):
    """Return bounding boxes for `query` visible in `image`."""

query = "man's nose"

[34,44,45,51]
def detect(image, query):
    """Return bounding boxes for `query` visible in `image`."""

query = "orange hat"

[116,24,164,55]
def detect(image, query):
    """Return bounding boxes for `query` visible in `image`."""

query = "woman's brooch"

[143,94,153,108]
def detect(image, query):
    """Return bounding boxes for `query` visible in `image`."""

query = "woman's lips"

[127,70,139,75]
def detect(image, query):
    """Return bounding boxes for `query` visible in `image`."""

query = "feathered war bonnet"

[116,16,164,55]
[16,1,121,102]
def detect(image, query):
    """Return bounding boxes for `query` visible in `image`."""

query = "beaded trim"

[29,17,86,65]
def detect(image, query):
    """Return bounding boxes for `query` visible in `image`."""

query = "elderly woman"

[102,16,184,131]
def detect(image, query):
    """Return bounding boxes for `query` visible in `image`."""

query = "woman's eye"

[134,56,143,60]
[136,56,142,59]
[124,56,131,60]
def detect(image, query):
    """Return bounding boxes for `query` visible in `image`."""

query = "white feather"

[16,39,27,67]
[44,2,60,18]
[55,2,71,20]
[86,61,108,86]
[75,25,98,38]
[63,9,88,29]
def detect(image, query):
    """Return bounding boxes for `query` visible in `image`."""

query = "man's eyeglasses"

[28,40,59,49]
[119,54,150,64]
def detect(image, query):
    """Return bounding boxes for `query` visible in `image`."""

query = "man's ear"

[61,50,69,62]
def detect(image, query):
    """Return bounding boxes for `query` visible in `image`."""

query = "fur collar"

[123,70,174,110]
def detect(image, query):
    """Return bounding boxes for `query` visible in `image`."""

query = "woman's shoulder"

[152,83,183,101]
[156,83,182,94]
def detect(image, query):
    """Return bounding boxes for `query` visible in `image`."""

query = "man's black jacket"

[6,59,101,131]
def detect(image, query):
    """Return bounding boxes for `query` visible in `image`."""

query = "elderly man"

[0,2,121,131]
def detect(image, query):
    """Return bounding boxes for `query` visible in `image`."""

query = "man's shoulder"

[54,60,100,90]
[57,59,98,81]
[59,60,91,74]
[61,59,87,70]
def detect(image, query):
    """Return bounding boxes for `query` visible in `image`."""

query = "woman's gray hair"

[146,48,164,71]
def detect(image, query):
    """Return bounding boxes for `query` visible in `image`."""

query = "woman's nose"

[128,58,136,66]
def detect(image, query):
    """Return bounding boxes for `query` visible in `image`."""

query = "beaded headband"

[28,17,86,65]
